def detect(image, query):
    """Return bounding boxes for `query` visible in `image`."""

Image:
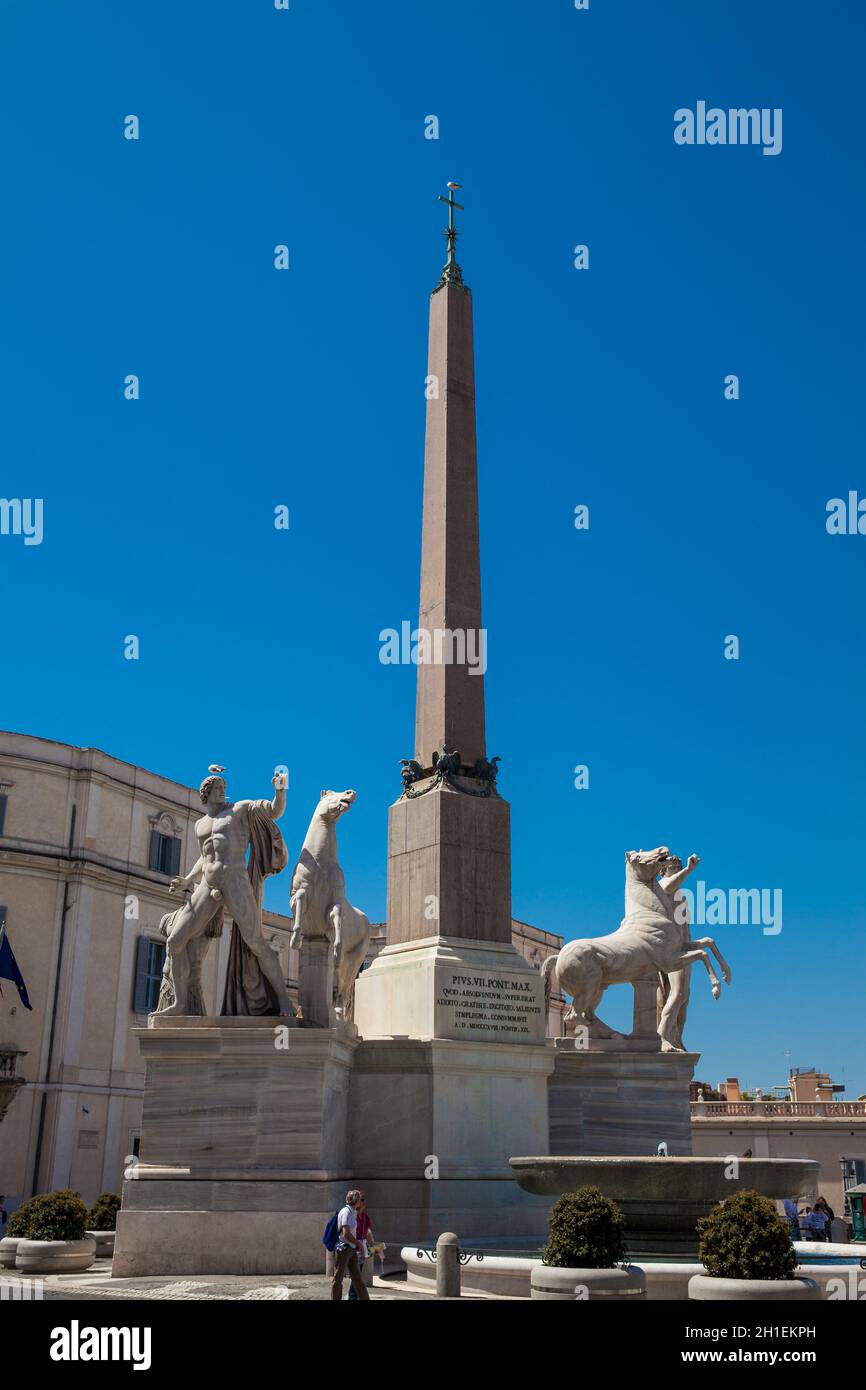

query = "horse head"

[625,846,670,881]
[316,789,357,824]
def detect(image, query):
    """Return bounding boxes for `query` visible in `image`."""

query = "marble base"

[549,1045,700,1158]
[114,1185,349,1277]
[353,934,546,1044]
[349,1035,555,1251]
[113,1019,357,1277]
[114,1021,555,1276]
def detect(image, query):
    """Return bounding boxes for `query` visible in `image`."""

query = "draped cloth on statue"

[221,805,290,1017]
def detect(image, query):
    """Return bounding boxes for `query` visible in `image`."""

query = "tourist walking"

[783,1197,800,1240]
[815,1195,834,1222]
[348,1193,373,1301]
[330,1189,370,1302]
[812,1197,833,1242]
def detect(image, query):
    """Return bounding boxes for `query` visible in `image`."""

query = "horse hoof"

[712,985,721,1000]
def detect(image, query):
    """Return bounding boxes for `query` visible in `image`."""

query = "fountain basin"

[510,1156,820,1258]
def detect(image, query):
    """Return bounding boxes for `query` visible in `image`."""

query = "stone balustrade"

[691,1100,866,1118]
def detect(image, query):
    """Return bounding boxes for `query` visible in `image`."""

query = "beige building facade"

[0,732,566,1216]
[691,1094,866,1218]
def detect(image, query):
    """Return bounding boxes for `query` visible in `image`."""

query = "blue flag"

[0,925,32,1010]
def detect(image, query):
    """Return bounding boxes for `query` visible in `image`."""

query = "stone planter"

[15,1237,96,1275]
[531,1263,647,1301]
[688,1274,821,1302]
[87,1230,115,1258]
[0,1237,21,1269]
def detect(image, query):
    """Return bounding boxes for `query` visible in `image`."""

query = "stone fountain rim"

[510,1156,819,1166]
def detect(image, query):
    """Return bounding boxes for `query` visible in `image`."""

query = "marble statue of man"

[154,768,294,1019]
[656,853,700,1049]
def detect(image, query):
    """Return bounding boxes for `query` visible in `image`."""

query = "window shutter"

[148,830,160,872]
[169,837,181,876]
[132,936,151,1013]
[0,794,7,836]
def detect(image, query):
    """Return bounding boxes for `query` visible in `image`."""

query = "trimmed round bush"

[542,1185,627,1269]
[87,1193,121,1231]
[697,1190,797,1281]
[7,1190,88,1242]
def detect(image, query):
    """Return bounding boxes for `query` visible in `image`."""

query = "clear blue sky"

[2,1,863,1095]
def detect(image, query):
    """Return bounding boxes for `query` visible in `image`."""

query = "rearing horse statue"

[289,790,371,1023]
[541,846,731,1051]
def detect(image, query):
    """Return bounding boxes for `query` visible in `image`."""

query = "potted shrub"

[689,1190,820,1301]
[86,1192,121,1257]
[531,1185,646,1300]
[9,1190,96,1275]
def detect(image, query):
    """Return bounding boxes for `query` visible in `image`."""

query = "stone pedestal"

[113,1019,357,1277]
[350,1036,555,1248]
[354,934,546,1044]
[548,1042,700,1158]
[114,1015,556,1276]
[298,937,335,1029]
[386,784,513,947]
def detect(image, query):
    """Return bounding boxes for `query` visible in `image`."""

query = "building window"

[148,831,181,876]
[133,936,166,1014]
[0,794,7,836]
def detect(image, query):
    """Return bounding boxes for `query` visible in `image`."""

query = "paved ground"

[28,1259,444,1301]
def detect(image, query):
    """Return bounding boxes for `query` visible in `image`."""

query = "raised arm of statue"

[659,853,700,897]
[269,771,287,819]
[243,773,288,822]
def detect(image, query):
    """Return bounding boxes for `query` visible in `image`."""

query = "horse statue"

[541,846,731,1052]
[289,789,371,1023]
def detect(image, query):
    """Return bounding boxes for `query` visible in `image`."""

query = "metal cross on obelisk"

[436,181,466,290]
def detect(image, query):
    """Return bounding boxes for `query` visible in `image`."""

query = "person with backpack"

[348,1194,373,1302]
[327,1189,370,1301]
[811,1200,829,1242]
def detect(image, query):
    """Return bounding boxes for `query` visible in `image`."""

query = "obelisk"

[355,187,544,1041]
[413,183,486,774]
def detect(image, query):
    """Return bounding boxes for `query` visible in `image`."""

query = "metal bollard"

[435,1231,461,1298]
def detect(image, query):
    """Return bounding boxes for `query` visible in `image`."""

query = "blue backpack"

[322,1210,341,1252]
